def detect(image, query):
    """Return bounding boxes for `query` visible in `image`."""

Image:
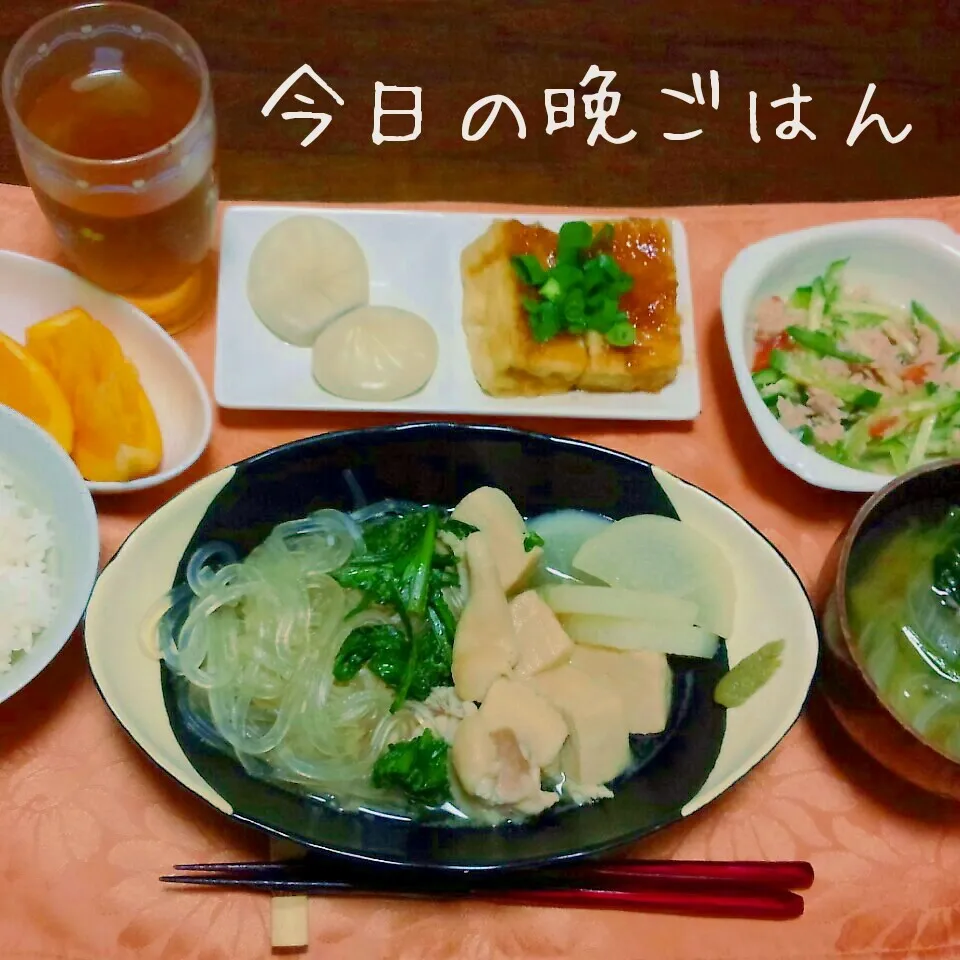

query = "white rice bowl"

[0,470,59,670]
[0,405,99,704]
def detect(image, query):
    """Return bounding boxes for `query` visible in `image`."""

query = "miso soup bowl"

[819,458,960,800]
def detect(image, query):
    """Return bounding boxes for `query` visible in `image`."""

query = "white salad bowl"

[0,250,212,494]
[0,405,100,705]
[721,218,960,493]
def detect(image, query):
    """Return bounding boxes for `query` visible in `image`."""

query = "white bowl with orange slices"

[0,251,212,494]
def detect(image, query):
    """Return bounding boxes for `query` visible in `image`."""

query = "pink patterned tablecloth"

[2,183,959,960]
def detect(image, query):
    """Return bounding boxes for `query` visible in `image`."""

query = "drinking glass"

[2,2,218,334]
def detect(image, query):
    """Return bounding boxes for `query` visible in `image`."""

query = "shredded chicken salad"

[750,258,960,475]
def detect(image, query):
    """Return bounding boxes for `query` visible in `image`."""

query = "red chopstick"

[162,857,812,920]
[162,873,804,920]
[171,857,813,891]
[573,859,813,890]
[487,884,804,920]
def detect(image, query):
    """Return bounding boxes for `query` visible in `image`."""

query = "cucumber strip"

[814,439,847,463]
[850,388,883,410]
[822,258,849,309]
[789,286,812,310]
[760,378,800,400]
[832,300,897,319]
[785,325,870,364]
[773,349,868,404]
[768,349,791,375]
[888,440,910,474]
[911,300,958,353]
[751,368,781,389]
[907,413,937,469]
[807,279,826,331]
[844,419,872,461]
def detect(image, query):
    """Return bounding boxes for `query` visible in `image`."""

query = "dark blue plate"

[85,422,819,873]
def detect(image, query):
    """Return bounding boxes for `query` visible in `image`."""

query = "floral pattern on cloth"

[2,187,960,960]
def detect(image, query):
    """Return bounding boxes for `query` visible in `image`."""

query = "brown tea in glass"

[2,2,218,333]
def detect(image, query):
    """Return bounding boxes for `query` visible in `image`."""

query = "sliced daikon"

[571,514,735,638]
[560,613,719,659]
[311,305,438,401]
[247,215,369,346]
[539,584,697,625]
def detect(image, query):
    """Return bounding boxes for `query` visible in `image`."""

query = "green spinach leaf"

[372,729,451,805]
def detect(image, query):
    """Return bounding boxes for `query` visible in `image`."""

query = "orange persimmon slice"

[25,308,162,483]
[0,330,75,453]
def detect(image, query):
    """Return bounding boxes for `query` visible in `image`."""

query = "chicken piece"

[776,396,812,431]
[509,590,575,678]
[453,717,560,813]
[481,678,569,764]
[451,679,568,813]
[567,646,672,735]
[806,386,843,423]
[528,664,632,785]
[451,532,519,702]
[417,686,479,744]
[452,486,542,593]
[812,419,846,445]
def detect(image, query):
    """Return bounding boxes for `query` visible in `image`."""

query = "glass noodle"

[152,503,465,807]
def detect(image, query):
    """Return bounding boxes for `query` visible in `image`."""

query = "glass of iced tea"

[2,2,217,334]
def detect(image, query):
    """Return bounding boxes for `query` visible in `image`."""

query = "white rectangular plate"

[215,206,701,420]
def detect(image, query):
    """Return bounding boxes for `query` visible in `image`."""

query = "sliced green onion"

[591,223,615,249]
[513,220,638,348]
[557,220,593,255]
[540,277,563,302]
[606,321,636,346]
[511,254,548,287]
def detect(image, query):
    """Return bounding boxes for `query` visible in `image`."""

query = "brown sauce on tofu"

[503,218,679,345]
[491,218,682,393]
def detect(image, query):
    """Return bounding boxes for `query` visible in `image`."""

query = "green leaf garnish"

[372,729,451,806]
[523,531,545,552]
[440,517,478,539]
[331,507,459,711]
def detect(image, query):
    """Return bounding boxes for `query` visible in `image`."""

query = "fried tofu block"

[460,221,587,396]
[460,218,682,397]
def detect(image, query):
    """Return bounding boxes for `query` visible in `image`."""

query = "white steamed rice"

[0,469,58,672]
